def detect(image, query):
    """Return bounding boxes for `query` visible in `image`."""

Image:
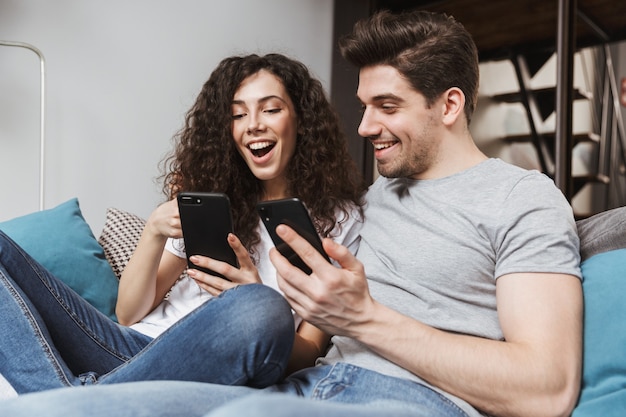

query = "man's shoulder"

[482,158,542,178]
[366,175,398,194]
[480,159,558,193]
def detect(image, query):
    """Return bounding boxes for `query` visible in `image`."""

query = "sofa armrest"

[576,206,626,262]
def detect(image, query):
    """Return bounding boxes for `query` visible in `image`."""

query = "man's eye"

[381,105,397,113]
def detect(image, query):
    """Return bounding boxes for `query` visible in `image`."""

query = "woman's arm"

[116,199,186,325]
[286,321,331,375]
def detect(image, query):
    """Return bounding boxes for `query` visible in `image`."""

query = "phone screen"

[257,198,329,274]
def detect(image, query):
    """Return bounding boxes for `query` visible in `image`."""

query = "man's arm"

[356,272,582,417]
[271,225,583,417]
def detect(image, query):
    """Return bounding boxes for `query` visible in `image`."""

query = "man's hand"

[270,224,377,337]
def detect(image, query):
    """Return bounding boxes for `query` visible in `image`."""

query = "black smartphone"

[257,198,329,274]
[177,192,237,279]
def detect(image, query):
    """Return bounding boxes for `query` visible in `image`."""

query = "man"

[0,10,582,417]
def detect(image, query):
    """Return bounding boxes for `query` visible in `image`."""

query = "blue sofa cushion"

[0,198,119,320]
[572,248,626,416]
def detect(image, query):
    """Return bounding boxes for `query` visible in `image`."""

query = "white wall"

[0,0,334,234]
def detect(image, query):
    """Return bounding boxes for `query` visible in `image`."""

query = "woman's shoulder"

[329,201,364,244]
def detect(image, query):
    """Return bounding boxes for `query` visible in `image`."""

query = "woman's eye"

[264,108,281,114]
[231,113,245,120]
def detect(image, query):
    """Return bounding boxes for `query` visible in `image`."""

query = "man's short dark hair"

[339,10,479,124]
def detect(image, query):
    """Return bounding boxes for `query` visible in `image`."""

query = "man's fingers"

[275,224,330,271]
[321,237,361,272]
[275,224,361,278]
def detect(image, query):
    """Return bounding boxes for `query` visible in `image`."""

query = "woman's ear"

[441,87,465,126]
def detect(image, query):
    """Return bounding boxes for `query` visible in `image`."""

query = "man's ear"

[441,87,465,126]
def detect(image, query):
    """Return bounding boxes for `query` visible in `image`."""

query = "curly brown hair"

[160,53,365,260]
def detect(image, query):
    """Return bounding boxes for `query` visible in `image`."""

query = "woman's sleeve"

[331,205,363,256]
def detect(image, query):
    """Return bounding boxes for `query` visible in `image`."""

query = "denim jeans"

[0,364,472,417]
[0,231,294,394]
[259,364,472,417]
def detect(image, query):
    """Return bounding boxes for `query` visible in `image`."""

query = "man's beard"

[376,152,430,179]
[376,154,419,178]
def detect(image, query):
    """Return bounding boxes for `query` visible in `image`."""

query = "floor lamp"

[0,40,46,211]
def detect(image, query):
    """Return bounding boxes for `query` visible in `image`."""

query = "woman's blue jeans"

[0,230,294,394]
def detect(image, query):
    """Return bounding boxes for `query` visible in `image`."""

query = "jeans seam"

[19,249,132,363]
[0,271,73,387]
[310,363,356,400]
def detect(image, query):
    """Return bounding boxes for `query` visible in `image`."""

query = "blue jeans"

[0,364,471,417]
[0,231,294,394]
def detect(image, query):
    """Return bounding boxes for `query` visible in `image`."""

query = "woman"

[0,53,365,394]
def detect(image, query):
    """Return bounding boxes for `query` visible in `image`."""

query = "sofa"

[0,198,625,415]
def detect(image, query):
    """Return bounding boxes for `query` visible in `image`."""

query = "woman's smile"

[231,70,298,187]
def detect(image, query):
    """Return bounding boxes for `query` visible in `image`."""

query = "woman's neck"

[260,181,289,201]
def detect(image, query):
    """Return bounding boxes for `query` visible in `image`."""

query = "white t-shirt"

[130,206,362,338]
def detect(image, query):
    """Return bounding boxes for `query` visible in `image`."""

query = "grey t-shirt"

[319,158,581,416]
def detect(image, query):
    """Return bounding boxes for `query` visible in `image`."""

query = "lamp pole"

[0,40,46,210]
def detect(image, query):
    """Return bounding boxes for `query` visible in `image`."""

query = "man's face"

[356,65,443,180]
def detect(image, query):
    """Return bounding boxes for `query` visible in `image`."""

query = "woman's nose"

[246,113,265,134]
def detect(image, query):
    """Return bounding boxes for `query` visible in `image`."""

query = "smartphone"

[177,192,237,279]
[257,198,329,274]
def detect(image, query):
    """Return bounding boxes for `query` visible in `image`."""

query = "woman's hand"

[187,233,262,296]
[144,198,183,240]
[116,198,185,325]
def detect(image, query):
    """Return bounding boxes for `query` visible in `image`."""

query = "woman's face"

[231,70,298,199]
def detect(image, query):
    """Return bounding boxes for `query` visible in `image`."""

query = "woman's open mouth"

[248,141,276,158]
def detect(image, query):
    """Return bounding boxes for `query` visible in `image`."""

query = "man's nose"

[357,108,379,139]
